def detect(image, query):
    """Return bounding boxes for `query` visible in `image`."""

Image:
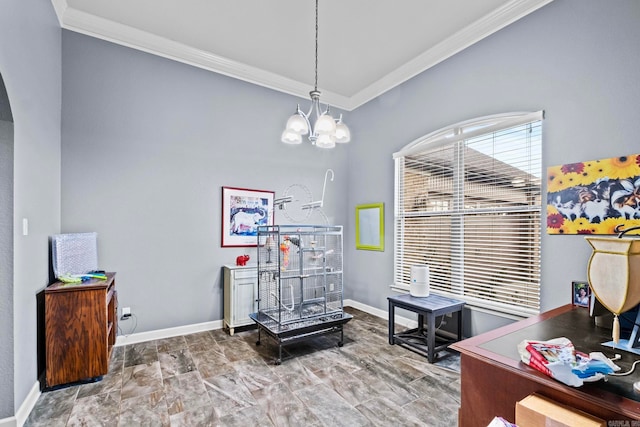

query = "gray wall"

[61,31,349,333]
[0,0,61,419]
[345,0,640,334]
[0,111,14,418]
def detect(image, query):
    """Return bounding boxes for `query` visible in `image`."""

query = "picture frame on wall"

[355,203,384,251]
[546,153,640,235]
[572,281,591,308]
[221,186,274,247]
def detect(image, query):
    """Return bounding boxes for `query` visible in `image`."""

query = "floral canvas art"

[546,154,640,234]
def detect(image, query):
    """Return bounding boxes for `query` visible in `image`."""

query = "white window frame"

[392,111,544,317]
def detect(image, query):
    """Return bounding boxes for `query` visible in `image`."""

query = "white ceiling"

[51,0,552,111]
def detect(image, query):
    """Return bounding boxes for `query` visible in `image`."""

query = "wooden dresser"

[45,273,117,388]
[451,304,640,426]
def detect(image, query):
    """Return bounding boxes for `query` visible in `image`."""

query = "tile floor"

[24,308,461,426]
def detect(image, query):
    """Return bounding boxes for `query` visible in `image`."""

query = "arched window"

[393,111,543,317]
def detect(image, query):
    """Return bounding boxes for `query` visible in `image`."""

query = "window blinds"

[394,112,542,317]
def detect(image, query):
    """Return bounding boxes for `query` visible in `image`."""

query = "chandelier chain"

[314,0,318,92]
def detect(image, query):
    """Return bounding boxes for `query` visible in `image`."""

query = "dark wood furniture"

[451,304,640,426]
[388,293,465,363]
[45,273,117,388]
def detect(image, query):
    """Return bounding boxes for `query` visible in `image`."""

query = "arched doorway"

[0,71,14,417]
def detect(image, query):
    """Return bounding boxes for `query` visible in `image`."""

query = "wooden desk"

[45,273,117,387]
[388,293,465,363]
[450,304,640,426]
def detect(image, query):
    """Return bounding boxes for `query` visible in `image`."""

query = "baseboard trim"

[0,416,16,427]
[344,298,418,329]
[2,380,41,427]
[115,302,416,347]
[112,300,457,346]
[115,319,224,346]
[16,381,40,426]
[344,299,389,319]
[113,300,406,347]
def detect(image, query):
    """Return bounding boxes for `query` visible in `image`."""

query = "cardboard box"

[515,393,606,427]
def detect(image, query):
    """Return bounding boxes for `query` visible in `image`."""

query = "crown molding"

[50,0,67,26]
[56,4,352,109]
[349,0,554,109]
[53,0,553,112]
[60,8,349,104]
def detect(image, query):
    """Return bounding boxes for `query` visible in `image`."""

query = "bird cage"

[251,224,351,364]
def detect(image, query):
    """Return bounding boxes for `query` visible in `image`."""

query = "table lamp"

[586,225,640,354]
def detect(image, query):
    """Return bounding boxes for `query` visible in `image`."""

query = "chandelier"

[281,0,351,149]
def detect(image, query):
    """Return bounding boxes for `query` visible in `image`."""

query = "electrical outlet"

[121,307,131,320]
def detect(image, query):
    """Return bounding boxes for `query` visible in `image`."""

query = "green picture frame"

[356,203,384,251]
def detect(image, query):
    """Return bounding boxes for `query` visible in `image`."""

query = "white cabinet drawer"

[233,268,257,280]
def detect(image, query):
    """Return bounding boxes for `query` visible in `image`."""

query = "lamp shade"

[315,133,336,149]
[286,114,309,135]
[314,114,337,135]
[281,130,302,144]
[586,236,640,342]
[335,122,351,143]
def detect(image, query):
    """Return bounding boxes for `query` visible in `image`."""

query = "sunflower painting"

[547,154,640,235]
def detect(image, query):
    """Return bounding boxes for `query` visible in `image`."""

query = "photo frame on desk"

[572,280,591,308]
[221,186,274,247]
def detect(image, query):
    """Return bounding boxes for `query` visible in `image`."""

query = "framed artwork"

[221,186,274,247]
[572,281,590,308]
[355,203,384,251]
[546,153,640,235]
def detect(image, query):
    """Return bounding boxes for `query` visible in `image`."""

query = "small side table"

[388,293,465,363]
